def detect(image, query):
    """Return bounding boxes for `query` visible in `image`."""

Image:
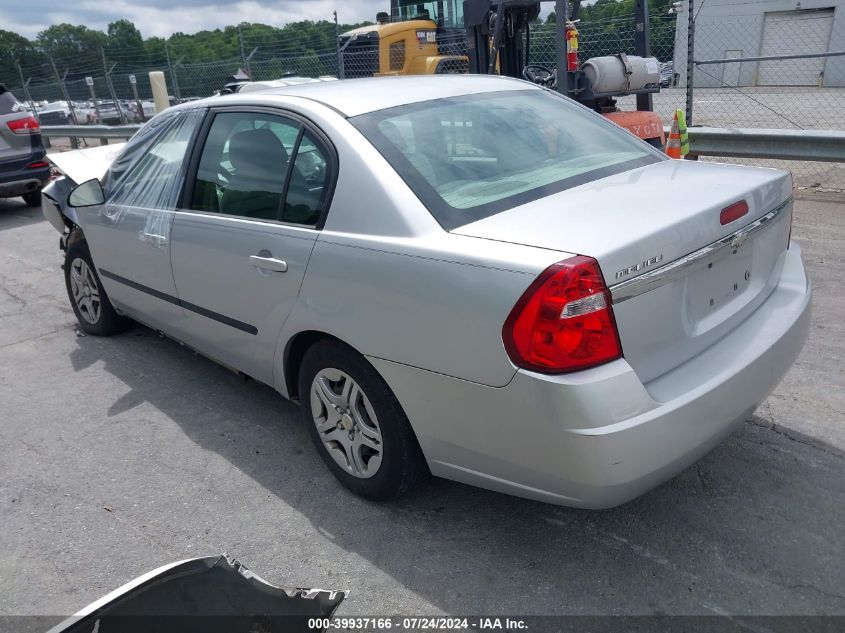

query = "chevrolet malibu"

[42,76,811,508]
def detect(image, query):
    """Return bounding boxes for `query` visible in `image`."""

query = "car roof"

[204,75,539,118]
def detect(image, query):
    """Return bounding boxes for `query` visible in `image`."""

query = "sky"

[1,0,552,40]
[3,0,390,39]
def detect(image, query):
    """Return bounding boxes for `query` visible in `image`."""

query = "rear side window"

[352,89,663,229]
[284,131,330,224]
[190,111,331,226]
[105,108,204,210]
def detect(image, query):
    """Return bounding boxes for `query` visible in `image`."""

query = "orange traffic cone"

[666,111,681,159]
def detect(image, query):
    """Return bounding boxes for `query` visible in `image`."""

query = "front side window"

[351,89,664,229]
[191,112,331,225]
[106,108,204,210]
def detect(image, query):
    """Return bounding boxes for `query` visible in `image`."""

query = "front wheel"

[299,340,427,500]
[64,238,129,336]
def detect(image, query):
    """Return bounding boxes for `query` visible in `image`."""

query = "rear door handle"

[249,255,288,273]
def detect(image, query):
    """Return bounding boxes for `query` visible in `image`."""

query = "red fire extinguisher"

[565,23,579,72]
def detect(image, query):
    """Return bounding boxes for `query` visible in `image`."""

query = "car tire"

[64,238,129,336]
[22,189,41,207]
[299,339,428,500]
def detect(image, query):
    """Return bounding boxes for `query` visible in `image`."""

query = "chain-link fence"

[8,6,844,189]
[527,14,677,69]
[666,3,845,190]
[11,13,677,110]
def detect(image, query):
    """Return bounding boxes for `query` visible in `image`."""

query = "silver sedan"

[42,76,811,508]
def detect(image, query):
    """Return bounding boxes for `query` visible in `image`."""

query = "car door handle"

[249,255,288,273]
[142,232,168,247]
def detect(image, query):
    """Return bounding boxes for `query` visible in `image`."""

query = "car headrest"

[228,128,288,173]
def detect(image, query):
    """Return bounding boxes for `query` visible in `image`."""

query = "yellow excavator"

[338,1,468,76]
[338,0,665,147]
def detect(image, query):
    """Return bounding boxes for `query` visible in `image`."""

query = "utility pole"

[15,63,38,119]
[129,74,145,122]
[634,0,653,112]
[554,0,568,96]
[86,77,98,120]
[101,48,127,124]
[49,56,78,134]
[164,40,181,102]
[238,24,251,79]
[246,47,258,80]
[334,11,343,79]
[685,0,694,126]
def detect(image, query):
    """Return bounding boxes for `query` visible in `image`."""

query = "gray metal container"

[582,55,660,95]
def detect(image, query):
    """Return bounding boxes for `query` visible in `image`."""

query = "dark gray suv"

[0,85,51,207]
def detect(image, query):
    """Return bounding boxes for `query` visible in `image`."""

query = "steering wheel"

[523,64,556,88]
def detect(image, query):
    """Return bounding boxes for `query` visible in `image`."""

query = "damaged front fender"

[41,176,78,233]
[46,554,347,633]
[42,142,127,235]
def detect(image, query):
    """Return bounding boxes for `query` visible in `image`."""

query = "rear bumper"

[0,176,48,197]
[0,147,50,197]
[369,245,811,508]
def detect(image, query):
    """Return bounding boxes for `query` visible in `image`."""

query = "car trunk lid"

[452,160,793,384]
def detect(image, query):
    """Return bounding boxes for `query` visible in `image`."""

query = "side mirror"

[68,178,105,208]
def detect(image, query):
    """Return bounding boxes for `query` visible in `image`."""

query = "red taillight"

[720,200,748,225]
[26,160,49,169]
[503,256,622,374]
[7,116,40,135]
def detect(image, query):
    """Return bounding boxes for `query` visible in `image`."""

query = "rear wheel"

[299,340,427,500]
[22,189,41,207]
[64,238,129,336]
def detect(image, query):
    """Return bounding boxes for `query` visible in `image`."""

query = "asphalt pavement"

[0,193,843,617]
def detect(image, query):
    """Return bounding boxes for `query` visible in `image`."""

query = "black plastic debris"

[46,555,346,633]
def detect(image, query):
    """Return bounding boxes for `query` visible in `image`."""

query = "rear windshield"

[351,89,664,229]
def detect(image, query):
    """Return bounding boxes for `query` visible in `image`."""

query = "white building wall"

[673,0,845,87]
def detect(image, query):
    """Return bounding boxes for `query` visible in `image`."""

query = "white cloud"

[4,0,550,40]
[3,0,386,39]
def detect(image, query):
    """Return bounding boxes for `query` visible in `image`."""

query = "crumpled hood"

[48,142,126,184]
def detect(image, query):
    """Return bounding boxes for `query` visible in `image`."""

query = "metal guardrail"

[695,50,845,65]
[42,123,845,163]
[41,124,141,149]
[676,127,845,162]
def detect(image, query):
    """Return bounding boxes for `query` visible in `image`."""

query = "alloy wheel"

[310,368,384,479]
[69,257,102,325]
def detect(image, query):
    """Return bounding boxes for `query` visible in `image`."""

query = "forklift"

[338,0,665,146]
[464,0,665,147]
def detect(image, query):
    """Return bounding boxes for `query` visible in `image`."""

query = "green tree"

[143,36,167,67]
[36,24,107,76]
[0,30,43,87]
[107,19,145,59]
[6,16,375,92]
